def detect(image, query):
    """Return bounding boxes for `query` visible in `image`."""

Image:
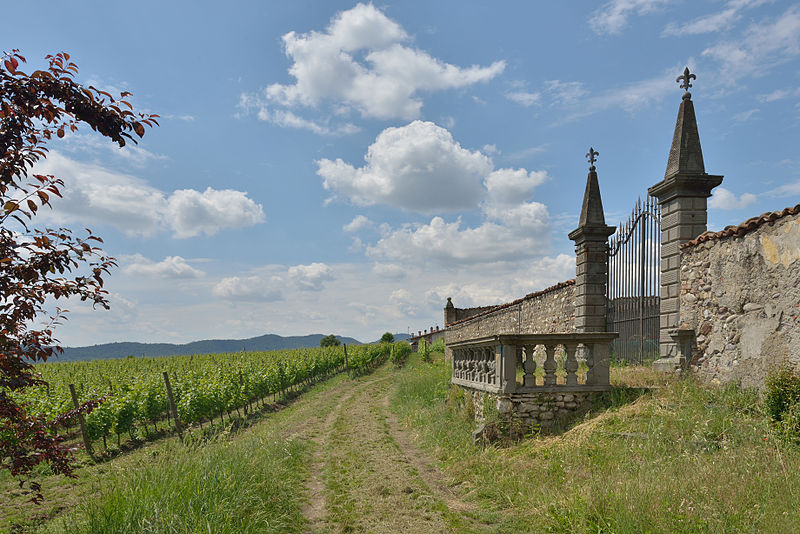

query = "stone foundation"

[466,388,604,432]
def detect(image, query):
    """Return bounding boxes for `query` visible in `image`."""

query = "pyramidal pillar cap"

[649,68,723,200]
[569,147,615,243]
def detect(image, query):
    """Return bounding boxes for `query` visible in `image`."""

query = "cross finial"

[676,67,696,99]
[586,147,599,170]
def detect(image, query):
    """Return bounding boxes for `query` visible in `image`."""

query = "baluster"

[585,343,596,385]
[564,343,579,386]
[523,344,537,387]
[543,344,557,386]
[481,348,490,384]
[486,347,496,384]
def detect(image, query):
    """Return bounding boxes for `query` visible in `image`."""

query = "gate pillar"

[569,149,615,333]
[648,69,722,370]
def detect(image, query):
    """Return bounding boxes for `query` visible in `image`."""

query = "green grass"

[391,353,800,533]
[41,433,308,534]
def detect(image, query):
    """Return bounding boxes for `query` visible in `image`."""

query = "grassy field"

[392,355,800,533]
[3,352,799,533]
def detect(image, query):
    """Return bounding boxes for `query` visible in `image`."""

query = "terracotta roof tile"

[682,203,800,249]
[447,279,575,327]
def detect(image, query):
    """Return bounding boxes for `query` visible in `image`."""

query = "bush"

[391,341,412,368]
[765,364,800,442]
[380,332,394,343]
[418,338,431,362]
[430,338,445,354]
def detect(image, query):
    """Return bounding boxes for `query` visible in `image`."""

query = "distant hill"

[55,333,362,362]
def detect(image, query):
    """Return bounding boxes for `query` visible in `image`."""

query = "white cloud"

[389,288,418,315]
[372,262,407,280]
[708,187,758,210]
[366,215,550,265]
[247,104,360,136]
[702,5,800,84]
[662,0,767,36]
[34,152,265,239]
[482,144,499,155]
[732,108,760,122]
[123,254,205,279]
[243,3,504,123]
[288,262,334,291]
[589,0,670,35]
[506,91,541,107]
[765,180,800,198]
[757,87,800,102]
[343,215,372,232]
[166,188,265,238]
[483,168,548,211]
[212,275,284,302]
[59,133,167,167]
[317,120,491,213]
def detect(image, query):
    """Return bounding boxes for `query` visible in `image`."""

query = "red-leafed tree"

[0,50,158,501]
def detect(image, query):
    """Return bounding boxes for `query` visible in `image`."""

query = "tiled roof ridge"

[447,279,576,327]
[682,203,800,249]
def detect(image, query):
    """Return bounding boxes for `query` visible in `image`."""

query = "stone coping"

[445,279,575,328]
[451,378,612,394]
[682,202,800,249]
[448,332,618,349]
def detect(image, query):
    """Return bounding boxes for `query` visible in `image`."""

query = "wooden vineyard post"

[68,384,93,457]
[239,371,248,416]
[162,372,183,442]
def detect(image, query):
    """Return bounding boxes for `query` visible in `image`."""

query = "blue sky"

[5,0,799,346]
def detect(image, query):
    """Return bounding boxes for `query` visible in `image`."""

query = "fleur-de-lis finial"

[676,67,696,99]
[586,147,599,170]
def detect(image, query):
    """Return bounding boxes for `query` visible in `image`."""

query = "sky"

[4,0,800,347]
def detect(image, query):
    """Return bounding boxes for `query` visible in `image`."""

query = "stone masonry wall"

[680,209,800,388]
[468,388,602,433]
[445,281,576,347]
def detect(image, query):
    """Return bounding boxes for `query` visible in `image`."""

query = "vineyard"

[14,341,410,453]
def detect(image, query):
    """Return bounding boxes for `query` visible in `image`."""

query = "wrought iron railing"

[607,195,661,364]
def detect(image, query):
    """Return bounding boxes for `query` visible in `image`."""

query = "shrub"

[391,341,412,368]
[430,338,445,354]
[320,335,341,347]
[380,332,394,343]
[765,364,800,442]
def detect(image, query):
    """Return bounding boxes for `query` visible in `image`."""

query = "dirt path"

[296,370,490,534]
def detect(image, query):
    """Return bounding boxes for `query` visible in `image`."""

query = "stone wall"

[445,280,577,348]
[467,388,603,433]
[680,207,800,388]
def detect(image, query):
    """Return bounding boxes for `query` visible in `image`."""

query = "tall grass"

[391,354,800,533]
[40,430,309,533]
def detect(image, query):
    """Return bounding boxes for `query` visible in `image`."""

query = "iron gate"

[607,195,661,364]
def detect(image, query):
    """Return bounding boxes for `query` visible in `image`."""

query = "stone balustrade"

[450,333,618,394]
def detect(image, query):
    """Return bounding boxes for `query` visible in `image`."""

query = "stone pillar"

[568,154,615,333]
[649,70,722,370]
[444,297,456,327]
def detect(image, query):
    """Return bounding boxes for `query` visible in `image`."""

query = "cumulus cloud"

[709,187,758,210]
[34,152,265,238]
[241,3,504,125]
[343,215,373,232]
[212,275,284,302]
[372,262,407,280]
[288,262,334,291]
[317,121,491,213]
[166,188,265,238]
[589,0,669,35]
[366,215,550,265]
[123,254,204,279]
